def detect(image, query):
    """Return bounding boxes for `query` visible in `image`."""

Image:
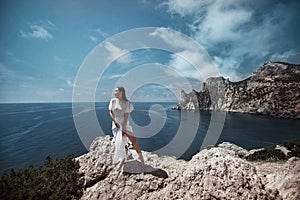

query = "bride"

[109,86,144,171]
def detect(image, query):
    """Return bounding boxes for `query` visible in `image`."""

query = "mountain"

[178,61,300,118]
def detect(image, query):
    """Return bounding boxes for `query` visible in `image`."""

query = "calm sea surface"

[0,102,299,174]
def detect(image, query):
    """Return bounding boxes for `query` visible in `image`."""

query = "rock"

[171,105,181,110]
[217,142,249,157]
[77,136,300,200]
[275,145,291,156]
[256,157,300,200]
[179,61,300,119]
[76,135,115,188]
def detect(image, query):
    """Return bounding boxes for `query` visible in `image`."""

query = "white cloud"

[110,74,124,79]
[150,27,197,51]
[46,20,55,27]
[270,50,300,62]
[213,56,243,81]
[95,28,109,38]
[89,35,98,42]
[21,25,53,40]
[137,0,152,5]
[104,42,133,64]
[150,28,219,80]
[66,79,75,87]
[89,28,109,43]
[162,0,211,17]
[102,73,124,80]
[192,2,253,45]
[169,51,206,79]
[162,0,299,81]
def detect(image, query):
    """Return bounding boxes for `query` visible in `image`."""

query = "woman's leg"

[123,131,144,169]
[123,131,141,153]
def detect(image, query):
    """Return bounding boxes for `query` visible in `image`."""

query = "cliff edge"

[179,61,300,118]
[77,136,300,200]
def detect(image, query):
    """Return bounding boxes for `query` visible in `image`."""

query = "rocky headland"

[77,136,300,200]
[177,61,300,118]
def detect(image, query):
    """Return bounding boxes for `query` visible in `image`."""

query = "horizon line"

[0,101,179,104]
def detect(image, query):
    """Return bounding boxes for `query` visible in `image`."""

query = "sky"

[1,0,300,103]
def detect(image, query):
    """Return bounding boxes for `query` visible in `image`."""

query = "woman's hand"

[110,110,120,128]
[122,124,126,136]
[122,131,126,136]
[114,121,120,128]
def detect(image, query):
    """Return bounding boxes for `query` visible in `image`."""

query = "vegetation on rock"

[245,146,286,162]
[245,139,300,162]
[0,155,84,200]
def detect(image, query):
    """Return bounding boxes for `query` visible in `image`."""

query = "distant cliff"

[178,61,300,118]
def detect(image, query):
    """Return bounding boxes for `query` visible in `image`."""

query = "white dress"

[109,98,134,163]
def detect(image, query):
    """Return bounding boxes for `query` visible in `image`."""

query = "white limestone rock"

[77,136,300,200]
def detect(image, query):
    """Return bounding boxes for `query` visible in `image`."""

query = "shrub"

[245,146,287,162]
[0,155,84,200]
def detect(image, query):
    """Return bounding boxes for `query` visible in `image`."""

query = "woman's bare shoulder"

[110,97,119,102]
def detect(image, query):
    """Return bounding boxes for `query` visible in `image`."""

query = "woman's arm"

[122,112,129,131]
[110,110,120,128]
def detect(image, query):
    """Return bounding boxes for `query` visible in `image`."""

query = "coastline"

[1,102,299,175]
[177,62,300,119]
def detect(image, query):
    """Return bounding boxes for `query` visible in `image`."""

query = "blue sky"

[1,0,300,103]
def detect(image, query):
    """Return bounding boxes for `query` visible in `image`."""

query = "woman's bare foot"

[115,159,125,171]
[138,153,145,173]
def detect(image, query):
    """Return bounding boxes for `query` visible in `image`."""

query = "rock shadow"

[122,160,168,179]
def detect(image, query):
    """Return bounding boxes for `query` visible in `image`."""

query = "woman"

[109,86,144,171]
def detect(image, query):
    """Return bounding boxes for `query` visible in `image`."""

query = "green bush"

[0,155,84,200]
[245,146,287,162]
[245,139,300,162]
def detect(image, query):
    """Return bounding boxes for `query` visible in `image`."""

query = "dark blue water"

[0,102,299,175]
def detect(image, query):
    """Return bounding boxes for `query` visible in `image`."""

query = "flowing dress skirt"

[112,116,132,163]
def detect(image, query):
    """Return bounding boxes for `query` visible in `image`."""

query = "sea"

[0,102,299,175]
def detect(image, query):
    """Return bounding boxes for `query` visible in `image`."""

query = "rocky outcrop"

[179,62,300,118]
[256,157,300,200]
[77,136,300,200]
